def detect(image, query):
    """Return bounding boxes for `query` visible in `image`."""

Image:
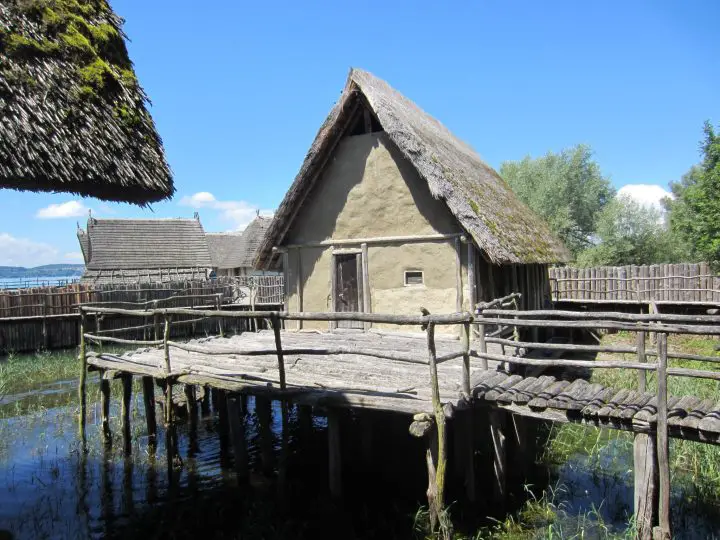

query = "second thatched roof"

[256,69,569,267]
[207,216,272,269]
[0,0,173,204]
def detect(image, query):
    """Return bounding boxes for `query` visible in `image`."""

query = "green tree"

[500,145,615,258]
[577,195,687,266]
[666,122,720,265]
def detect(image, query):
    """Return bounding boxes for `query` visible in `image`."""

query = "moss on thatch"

[0,0,173,204]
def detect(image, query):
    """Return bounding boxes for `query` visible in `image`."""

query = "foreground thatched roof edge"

[0,0,173,204]
[256,68,569,268]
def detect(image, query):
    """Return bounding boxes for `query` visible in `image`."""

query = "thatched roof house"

[0,0,173,204]
[78,217,211,284]
[206,216,272,276]
[256,68,568,330]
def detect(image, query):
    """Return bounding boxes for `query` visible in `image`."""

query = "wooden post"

[200,385,211,415]
[271,315,286,391]
[226,393,249,483]
[216,294,224,337]
[489,409,507,507]
[477,310,488,370]
[456,409,476,503]
[141,376,157,446]
[163,313,172,425]
[282,251,290,311]
[461,321,471,398]
[78,312,87,438]
[100,371,111,442]
[634,432,658,540]
[467,243,477,319]
[255,396,274,475]
[121,374,132,456]
[298,404,313,441]
[654,333,671,539]
[42,293,50,349]
[327,407,342,499]
[184,384,198,432]
[637,330,647,392]
[426,321,447,529]
[454,237,463,314]
[295,248,303,331]
[361,242,371,331]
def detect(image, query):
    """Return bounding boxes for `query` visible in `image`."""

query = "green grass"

[0,348,79,397]
[544,332,720,497]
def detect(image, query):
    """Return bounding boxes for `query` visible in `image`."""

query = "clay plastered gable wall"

[283,132,463,329]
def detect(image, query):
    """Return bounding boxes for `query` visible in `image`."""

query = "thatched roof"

[0,0,173,204]
[80,217,212,270]
[207,216,272,269]
[76,224,89,263]
[256,69,569,267]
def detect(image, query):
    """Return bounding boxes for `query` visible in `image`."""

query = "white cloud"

[64,252,85,261]
[35,200,91,219]
[179,191,273,230]
[617,184,672,211]
[0,233,60,267]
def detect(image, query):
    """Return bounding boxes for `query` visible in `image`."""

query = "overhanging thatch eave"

[0,1,174,204]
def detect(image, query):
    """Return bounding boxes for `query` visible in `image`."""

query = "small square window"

[404,270,424,286]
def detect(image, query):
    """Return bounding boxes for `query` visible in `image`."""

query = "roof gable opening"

[346,104,383,137]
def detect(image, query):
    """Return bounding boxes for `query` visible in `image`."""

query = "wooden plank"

[667,396,702,427]
[546,379,595,411]
[581,386,617,417]
[361,242,371,331]
[454,238,463,314]
[634,432,657,540]
[527,380,571,409]
[472,371,512,400]
[678,398,714,431]
[227,394,249,482]
[595,388,632,419]
[483,374,524,402]
[495,376,538,404]
[142,376,157,445]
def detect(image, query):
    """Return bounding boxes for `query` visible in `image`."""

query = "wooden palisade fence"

[77,300,720,539]
[0,277,284,352]
[550,263,720,303]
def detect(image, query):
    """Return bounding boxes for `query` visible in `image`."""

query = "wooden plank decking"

[87,329,720,444]
[88,330,502,415]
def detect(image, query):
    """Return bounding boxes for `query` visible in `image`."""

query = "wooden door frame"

[331,248,365,330]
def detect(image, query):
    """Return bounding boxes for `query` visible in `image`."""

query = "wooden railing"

[549,263,720,303]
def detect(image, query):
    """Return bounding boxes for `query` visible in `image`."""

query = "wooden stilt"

[327,408,342,499]
[299,404,313,439]
[226,393,249,483]
[255,396,274,475]
[489,409,507,507]
[121,373,132,456]
[454,409,476,503]
[100,372,111,442]
[426,321,448,530]
[78,312,87,441]
[634,432,658,540]
[163,314,172,426]
[360,410,374,466]
[142,376,157,446]
[654,333,671,539]
[200,385,210,415]
[216,389,230,467]
[509,413,535,491]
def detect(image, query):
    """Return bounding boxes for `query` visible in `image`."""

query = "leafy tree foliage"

[577,195,687,266]
[500,145,615,258]
[666,122,720,265]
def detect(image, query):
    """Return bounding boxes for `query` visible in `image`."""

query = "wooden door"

[334,253,363,329]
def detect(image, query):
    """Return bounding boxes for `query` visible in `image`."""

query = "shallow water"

[2,352,720,539]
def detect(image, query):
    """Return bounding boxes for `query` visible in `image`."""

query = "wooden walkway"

[471,369,720,444]
[88,330,503,415]
[88,329,720,444]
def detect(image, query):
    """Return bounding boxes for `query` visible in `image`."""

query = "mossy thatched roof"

[256,69,569,267]
[0,0,173,204]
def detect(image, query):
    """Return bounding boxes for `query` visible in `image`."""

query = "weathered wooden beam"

[142,376,157,446]
[283,232,463,250]
[327,408,342,499]
[226,393,249,483]
[489,409,507,505]
[78,312,87,439]
[426,322,447,527]
[255,396,274,475]
[655,333,671,538]
[100,372,111,442]
[121,373,132,456]
[361,242,371,331]
[634,432,658,540]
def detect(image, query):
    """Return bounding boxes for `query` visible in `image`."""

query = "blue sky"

[1,0,718,266]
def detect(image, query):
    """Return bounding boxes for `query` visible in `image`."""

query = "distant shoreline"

[0,264,84,279]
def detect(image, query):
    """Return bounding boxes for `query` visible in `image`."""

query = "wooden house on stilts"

[256,69,569,329]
